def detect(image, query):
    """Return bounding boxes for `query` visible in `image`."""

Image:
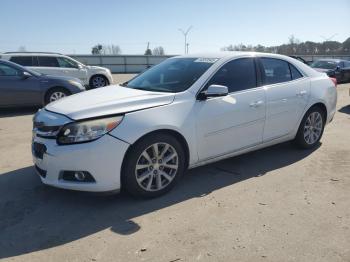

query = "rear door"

[35,56,61,76]
[258,57,310,141]
[0,63,41,106]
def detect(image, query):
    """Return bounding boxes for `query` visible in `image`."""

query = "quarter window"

[0,64,20,76]
[289,64,303,80]
[9,56,33,66]
[260,58,291,85]
[38,56,59,67]
[207,58,257,93]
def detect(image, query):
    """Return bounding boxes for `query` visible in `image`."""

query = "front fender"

[109,96,198,164]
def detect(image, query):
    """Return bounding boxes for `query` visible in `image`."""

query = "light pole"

[178,26,192,54]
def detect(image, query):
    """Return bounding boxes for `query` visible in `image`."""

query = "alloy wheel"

[303,111,323,145]
[135,143,178,192]
[92,76,107,88]
[49,91,66,102]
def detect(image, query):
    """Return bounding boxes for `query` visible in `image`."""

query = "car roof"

[176,51,302,60]
[2,52,64,56]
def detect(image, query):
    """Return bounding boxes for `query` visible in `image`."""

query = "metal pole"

[179,26,192,54]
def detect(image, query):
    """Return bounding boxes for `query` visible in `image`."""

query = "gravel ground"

[0,78,349,262]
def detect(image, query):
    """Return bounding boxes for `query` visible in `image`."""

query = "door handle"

[296,90,307,96]
[249,100,264,108]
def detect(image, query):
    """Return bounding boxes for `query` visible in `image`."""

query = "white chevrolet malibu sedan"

[32,52,337,198]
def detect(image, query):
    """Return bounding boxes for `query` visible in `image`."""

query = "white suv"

[0,52,113,89]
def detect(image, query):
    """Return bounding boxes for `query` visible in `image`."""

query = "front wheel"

[294,106,325,149]
[122,134,186,198]
[89,75,109,89]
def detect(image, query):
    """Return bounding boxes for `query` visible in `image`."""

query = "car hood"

[45,85,175,120]
[40,74,83,83]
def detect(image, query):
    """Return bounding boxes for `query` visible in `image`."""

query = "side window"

[9,56,33,66]
[0,64,20,76]
[38,56,59,67]
[260,58,292,85]
[57,57,78,68]
[289,63,303,80]
[207,58,257,93]
[345,61,350,68]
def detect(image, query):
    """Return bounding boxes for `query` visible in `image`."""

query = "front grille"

[32,109,71,138]
[32,142,47,159]
[33,124,61,138]
[34,165,47,178]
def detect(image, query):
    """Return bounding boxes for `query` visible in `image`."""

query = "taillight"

[330,77,337,87]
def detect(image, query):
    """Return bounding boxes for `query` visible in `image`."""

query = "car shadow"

[338,105,350,115]
[0,107,40,118]
[0,142,320,258]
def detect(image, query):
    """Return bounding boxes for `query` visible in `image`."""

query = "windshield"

[125,57,217,93]
[311,60,337,70]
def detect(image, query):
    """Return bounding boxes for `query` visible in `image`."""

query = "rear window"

[38,56,59,67]
[10,56,33,66]
[260,58,292,85]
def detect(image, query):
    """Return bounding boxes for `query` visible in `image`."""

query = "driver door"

[195,58,266,161]
[57,57,88,83]
[0,63,41,106]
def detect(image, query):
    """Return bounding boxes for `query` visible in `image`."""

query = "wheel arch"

[121,129,190,184]
[43,86,71,105]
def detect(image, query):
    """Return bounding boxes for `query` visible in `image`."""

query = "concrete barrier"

[69,55,175,73]
[68,54,350,73]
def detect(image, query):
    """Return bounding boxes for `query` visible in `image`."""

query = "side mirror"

[77,64,84,70]
[21,71,32,79]
[198,84,229,100]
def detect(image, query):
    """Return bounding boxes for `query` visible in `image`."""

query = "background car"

[0,59,85,107]
[0,52,113,89]
[32,52,337,198]
[310,59,350,83]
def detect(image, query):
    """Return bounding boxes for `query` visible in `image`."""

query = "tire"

[122,133,186,198]
[44,88,71,105]
[89,75,109,89]
[294,106,326,149]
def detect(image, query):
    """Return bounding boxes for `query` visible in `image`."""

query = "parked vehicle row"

[0,52,113,89]
[0,60,85,107]
[31,52,337,198]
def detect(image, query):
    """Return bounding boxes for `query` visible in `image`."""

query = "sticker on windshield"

[194,58,219,63]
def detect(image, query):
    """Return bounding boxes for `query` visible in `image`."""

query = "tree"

[220,36,350,55]
[153,46,165,55]
[144,42,152,55]
[91,44,103,54]
[101,45,122,55]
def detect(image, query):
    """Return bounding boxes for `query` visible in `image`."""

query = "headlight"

[68,80,84,89]
[57,116,123,145]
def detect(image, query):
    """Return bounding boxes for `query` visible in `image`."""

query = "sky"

[1,0,349,55]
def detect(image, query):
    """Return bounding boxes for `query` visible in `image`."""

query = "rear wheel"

[45,88,70,105]
[122,133,186,198]
[294,106,325,149]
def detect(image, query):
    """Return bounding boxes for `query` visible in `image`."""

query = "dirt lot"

[0,78,349,262]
